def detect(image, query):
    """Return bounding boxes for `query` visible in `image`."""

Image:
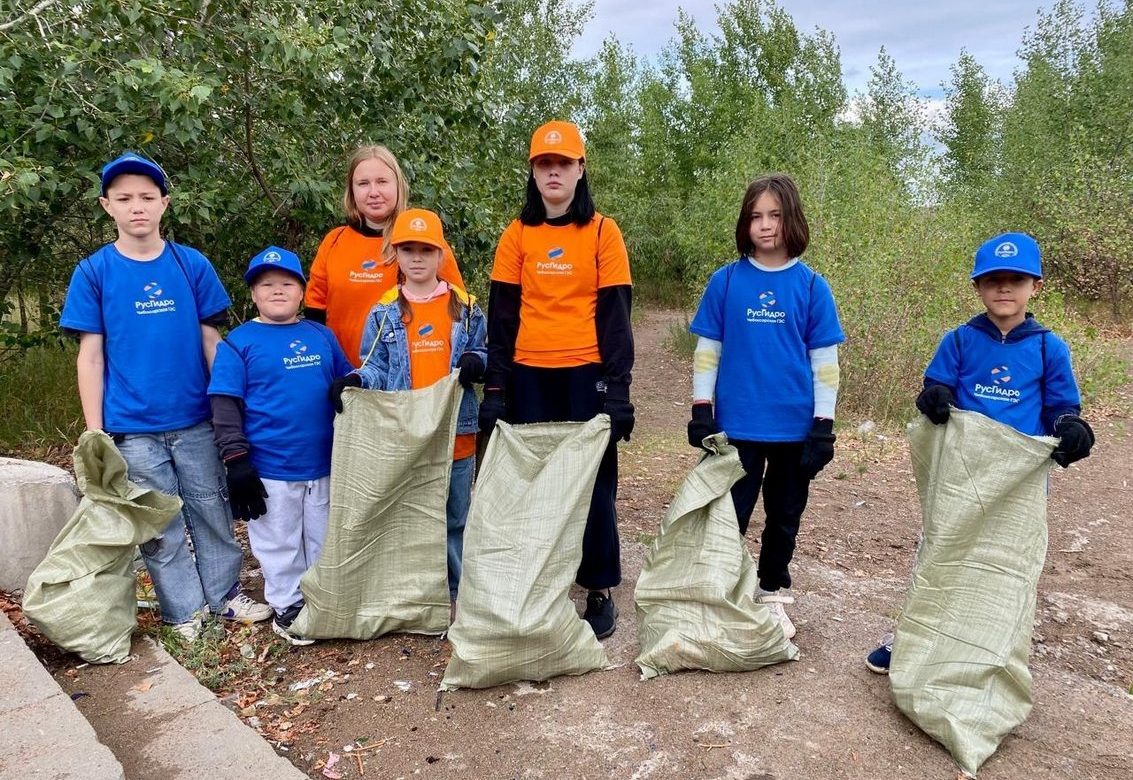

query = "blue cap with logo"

[244,246,306,284]
[101,152,169,196]
[971,232,1042,280]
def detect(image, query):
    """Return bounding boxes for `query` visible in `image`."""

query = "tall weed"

[0,344,82,456]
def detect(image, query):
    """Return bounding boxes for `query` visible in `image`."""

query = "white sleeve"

[692,336,722,403]
[810,344,840,419]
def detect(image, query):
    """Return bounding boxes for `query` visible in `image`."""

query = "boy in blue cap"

[60,152,272,640]
[209,247,353,645]
[865,231,1094,673]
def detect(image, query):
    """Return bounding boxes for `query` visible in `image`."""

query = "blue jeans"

[446,455,475,600]
[114,422,244,624]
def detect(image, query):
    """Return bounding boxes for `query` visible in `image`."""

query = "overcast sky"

[574,1,1063,98]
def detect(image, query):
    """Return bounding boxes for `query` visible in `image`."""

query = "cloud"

[576,0,1052,95]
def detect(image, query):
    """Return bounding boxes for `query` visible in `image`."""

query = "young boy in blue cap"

[865,231,1094,673]
[60,152,272,640]
[209,247,353,645]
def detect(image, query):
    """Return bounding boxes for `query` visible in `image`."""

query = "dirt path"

[41,309,1133,778]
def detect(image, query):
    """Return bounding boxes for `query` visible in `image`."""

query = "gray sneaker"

[219,590,272,623]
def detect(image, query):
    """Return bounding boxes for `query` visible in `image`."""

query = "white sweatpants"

[247,477,330,613]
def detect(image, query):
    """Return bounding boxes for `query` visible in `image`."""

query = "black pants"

[507,362,621,590]
[730,440,811,592]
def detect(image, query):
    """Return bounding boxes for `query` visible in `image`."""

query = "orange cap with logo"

[389,208,446,250]
[529,120,585,161]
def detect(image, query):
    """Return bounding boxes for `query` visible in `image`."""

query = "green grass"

[154,620,287,693]
[0,344,82,457]
[664,315,696,359]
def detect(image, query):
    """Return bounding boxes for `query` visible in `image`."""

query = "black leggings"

[507,362,621,590]
[730,440,811,592]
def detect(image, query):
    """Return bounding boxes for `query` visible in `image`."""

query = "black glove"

[687,403,720,449]
[457,353,485,389]
[329,373,362,413]
[478,388,507,433]
[604,397,635,442]
[799,418,836,480]
[1051,415,1095,468]
[916,384,954,425]
[225,455,267,521]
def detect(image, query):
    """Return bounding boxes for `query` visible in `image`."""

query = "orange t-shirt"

[405,294,475,461]
[490,213,631,368]
[305,225,464,367]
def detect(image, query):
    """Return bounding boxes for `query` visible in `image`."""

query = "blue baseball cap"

[244,246,306,285]
[100,152,169,196]
[971,232,1042,280]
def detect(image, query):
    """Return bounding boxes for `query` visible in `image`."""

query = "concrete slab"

[0,457,79,591]
[0,612,124,780]
[59,635,305,780]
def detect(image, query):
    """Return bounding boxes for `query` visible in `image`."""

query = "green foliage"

[0,342,82,454]
[973,0,1133,317]
[0,0,1127,428]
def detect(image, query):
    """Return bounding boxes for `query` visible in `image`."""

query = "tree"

[936,50,1002,200]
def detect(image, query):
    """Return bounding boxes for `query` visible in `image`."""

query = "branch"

[243,102,282,212]
[0,0,59,33]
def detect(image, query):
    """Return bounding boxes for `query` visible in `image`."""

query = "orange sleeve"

[596,217,632,288]
[305,229,340,309]
[439,240,465,290]
[490,221,524,284]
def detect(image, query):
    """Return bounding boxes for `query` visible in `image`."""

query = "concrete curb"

[64,633,307,779]
[0,611,124,780]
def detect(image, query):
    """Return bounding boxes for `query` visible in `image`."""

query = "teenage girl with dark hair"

[686,173,845,640]
[479,120,634,639]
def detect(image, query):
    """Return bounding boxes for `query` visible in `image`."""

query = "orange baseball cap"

[529,120,585,161]
[389,208,446,250]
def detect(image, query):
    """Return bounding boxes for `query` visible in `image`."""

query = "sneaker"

[219,588,272,623]
[169,613,203,642]
[271,602,314,647]
[866,633,894,674]
[757,590,797,640]
[583,590,618,640]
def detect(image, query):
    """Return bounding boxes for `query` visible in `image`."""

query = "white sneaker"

[757,591,797,640]
[219,591,273,623]
[169,614,203,642]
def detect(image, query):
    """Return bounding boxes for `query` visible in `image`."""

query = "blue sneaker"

[865,632,894,674]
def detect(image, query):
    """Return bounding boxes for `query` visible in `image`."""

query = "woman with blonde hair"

[305,145,464,365]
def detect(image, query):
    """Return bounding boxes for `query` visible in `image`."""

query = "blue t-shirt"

[208,320,352,481]
[924,314,1080,436]
[59,242,231,433]
[690,258,845,441]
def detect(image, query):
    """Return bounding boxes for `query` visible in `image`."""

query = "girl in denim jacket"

[331,209,486,612]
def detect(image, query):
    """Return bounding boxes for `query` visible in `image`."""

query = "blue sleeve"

[355,306,390,389]
[465,304,488,364]
[323,324,353,378]
[59,261,103,334]
[924,329,961,390]
[208,339,247,399]
[805,273,845,349]
[1041,334,1082,433]
[183,246,232,321]
[689,265,729,340]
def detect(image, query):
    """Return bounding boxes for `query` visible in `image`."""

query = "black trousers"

[507,362,621,590]
[730,440,811,592]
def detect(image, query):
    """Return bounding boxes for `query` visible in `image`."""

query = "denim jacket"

[354,285,486,434]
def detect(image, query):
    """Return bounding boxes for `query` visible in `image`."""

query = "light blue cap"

[244,246,306,284]
[971,232,1042,279]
